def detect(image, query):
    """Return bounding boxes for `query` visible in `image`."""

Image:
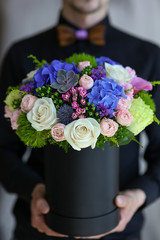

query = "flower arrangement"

[4,53,160,152]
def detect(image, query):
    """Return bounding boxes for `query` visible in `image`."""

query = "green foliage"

[49,138,69,153]
[115,125,134,146]
[84,102,100,121]
[150,81,160,86]
[16,113,50,148]
[28,55,47,69]
[6,85,21,95]
[65,53,97,68]
[81,66,92,76]
[134,90,156,112]
[154,115,160,125]
[36,86,64,109]
[96,134,119,149]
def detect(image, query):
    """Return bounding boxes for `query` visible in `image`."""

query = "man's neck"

[62,4,108,29]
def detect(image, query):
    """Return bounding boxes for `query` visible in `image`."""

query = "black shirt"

[0,15,160,240]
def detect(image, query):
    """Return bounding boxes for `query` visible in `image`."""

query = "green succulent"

[51,70,79,93]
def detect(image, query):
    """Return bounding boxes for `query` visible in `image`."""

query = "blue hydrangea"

[96,56,121,67]
[87,78,126,116]
[33,61,79,88]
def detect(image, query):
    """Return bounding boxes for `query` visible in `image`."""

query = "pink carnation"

[130,77,153,94]
[20,94,37,113]
[76,108,82,115]
[79,89,87,98]
[72,113,78,119]
[51,123,65,142]
[10,109,22,130]
[4,105,13,118]
[126,90,134,101]
[79,114,86,119]
[78,61,90,71]
[80,98,86,105]
[79,74,94,90]
[126,67,137,78]
[115,109,133,126]
[62,93,70,101]
[100,118,118,137]
[72,101,79,109]
[117,97,131,110]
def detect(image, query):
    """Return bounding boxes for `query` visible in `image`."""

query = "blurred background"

[0,0,160,240]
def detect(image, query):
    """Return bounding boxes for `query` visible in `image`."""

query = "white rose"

[27,97,58,131]
[22,70,37,84]
[64,118,101,151]
[105,63,132,84]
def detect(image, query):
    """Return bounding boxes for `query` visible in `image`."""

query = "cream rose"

[27,97,58,131]
[64,118,101,151]
[105,63,132,84]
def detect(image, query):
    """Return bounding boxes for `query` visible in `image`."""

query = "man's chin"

[69,1,102,15]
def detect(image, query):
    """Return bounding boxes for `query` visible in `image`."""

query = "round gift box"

[44,143,119,237]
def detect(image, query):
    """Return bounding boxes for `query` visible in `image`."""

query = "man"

[0,0,160,240]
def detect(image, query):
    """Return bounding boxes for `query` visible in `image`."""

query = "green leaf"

[28,55,47,69]
[66,53,97,68]
[117,129,134,146]
[16,113,49,148]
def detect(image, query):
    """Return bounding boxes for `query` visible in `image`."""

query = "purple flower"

[97,104,112,118]
[91,66,106,80]
[57,104,74,125]
[33,61,79,89]
[96,56,121,67]
[87,78,126,115]
[19,83,34,93]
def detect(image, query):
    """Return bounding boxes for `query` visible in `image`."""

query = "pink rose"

[117,97,131,110]
[130,77,153,94]
[126,67,137,78]
[4,105,13,118]
[79,74,94,90]
[21,95,38,113]
[78,61,90,71]
[10,109,22,130]
[115,109,133,126]
[51,123,65,142]
[100,118,118,137]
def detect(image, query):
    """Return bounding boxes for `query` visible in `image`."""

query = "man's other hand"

[75,189,146,239]
[31,183,68,237]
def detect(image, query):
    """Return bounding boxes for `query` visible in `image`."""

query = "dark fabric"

[1,14,160,239]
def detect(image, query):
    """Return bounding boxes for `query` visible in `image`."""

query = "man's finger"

[115,195,128,208]
[36,198,50,214]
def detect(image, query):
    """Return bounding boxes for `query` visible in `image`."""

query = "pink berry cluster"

[62,87,87,120]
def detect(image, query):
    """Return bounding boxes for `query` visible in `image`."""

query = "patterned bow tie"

[57,24,106,47]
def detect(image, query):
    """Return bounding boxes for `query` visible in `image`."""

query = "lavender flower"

[97,104,112,118]
[91,66,106,80]
[20,83,34,93]
[57,104,74,125]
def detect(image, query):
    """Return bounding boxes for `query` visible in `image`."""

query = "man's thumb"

[37,198,50,214]
[115,195,127,207]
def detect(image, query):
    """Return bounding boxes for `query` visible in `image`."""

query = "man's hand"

[31,183,68,237]
[75,189,146,239]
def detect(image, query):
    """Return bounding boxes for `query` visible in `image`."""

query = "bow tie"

[57,24,106,47]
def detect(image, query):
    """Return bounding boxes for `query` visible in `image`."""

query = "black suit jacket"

[0,15,160,239]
